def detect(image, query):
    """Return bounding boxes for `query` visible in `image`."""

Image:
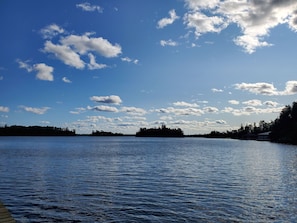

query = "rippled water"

[0,137,297,222]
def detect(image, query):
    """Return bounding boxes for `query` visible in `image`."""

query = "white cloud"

[157,9,180,29]
[121,106,147,116]
[62,77,72,83]
[211,88,224,93]
[0,106,9,112]
[234,82,278,95]
[69,107,86,114]
[234,81,297,96]
[228,100,240,105]
[61,34,122,58]
[160,39,178,47]
[20,106,50,115]
[203,106,219,113]
[184,0,297,53]
[184,11,227,37]
[156,107,204,116]
[264,101,279,107]
[17,60,54,81]
[242,99,262,107]
[17,59,33,72]
[44,41,85,69]
[222,105,283,116]
[90,95,122,104]
[33,63,54,81]
[87,105,119,112]
[76,2,103,13]
[87,53,107,70]
[173,101,199,107]
[40,24,64,39]
[121,57,139,64]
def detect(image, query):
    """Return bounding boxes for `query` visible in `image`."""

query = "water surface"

[0,137,297,222]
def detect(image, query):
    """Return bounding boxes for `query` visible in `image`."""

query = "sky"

[1,0,297,134]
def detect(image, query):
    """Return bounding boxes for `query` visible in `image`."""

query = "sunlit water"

[0,137,297,222]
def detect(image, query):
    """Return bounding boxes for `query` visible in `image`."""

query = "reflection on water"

[0,137,297,222]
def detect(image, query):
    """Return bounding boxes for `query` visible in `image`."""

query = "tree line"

[0,125,76,136]
[205,101,297,145]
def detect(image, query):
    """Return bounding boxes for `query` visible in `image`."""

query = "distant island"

[136,125,184,137]
[91,130,124,136]
[0,125,76,136]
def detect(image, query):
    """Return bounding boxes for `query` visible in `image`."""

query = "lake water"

[0,137,297,222]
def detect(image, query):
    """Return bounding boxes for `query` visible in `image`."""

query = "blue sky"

[1,0,297,134]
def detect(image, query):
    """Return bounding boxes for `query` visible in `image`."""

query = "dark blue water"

[0,137,297,222]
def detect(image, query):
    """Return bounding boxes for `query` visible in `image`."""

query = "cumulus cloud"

[76,2,103,13]
[62,77,72,83]
[40,24,64,39]
[42,29,121,69]
[121,106,147,116]
[264,101,279,107]
[20,106,50,115]
[203,106,219,113]
[90,95,122,104]
[160,39,178,47]
[33,63,54,81]
[17,60,54,81]
[242,99,262,107]
[61,34,121,57]
[234,81,297,95]
[44,41,85,69]
[87,105,119,112]
[157,9,180,29]
[0,106,9,112]
[184,0,297,53]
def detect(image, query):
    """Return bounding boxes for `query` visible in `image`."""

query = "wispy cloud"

[160,39,178,47]
[62,77,72,83]
[76,2,103,13]
[211,88,223,93]
[121,57,139,64]
[20,106,50,115]
[157,9,180,29]
[87,53,107,70]
[40,24,64,39]
[0,106,9,113]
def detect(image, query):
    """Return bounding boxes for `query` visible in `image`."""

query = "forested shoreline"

[1,102,296,144]
[203,101,297,145]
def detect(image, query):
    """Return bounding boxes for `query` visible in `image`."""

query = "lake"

[0,136,297,222]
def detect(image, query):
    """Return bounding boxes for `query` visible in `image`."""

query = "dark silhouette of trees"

[0,125,76,136]
[91,130,123,136]
[270,102,297,144]
[136,125,184,137]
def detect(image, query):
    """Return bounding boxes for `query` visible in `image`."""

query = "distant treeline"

[0,125,76,136]
[136,125,184,137]
[91,130,123,136]
[204,101,297,145]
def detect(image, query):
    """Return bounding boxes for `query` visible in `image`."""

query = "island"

[0,125,76,136]
[136,125,184,137]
